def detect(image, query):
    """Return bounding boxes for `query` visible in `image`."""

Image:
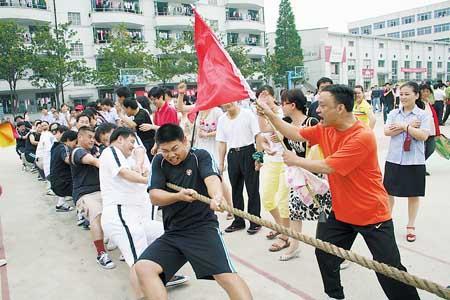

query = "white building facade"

[0,0,265,113]
[348,1,450,43]
[268,28,450,90]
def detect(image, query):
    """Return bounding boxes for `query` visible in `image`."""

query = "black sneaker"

[247,225,262,235]
[224,224,245,233]
[166,275,189,287]
[56,204,74,212]
[96,252,115,269]
[82,219,90,230]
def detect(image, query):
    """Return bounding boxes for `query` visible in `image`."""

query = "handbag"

[435,134,450,160]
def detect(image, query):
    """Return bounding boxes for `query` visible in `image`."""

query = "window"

[348,79,356,88]
[378,60,385,67]
[361,25,372,35]
[379,43,384,49]
[374,21,385,30]
[404,61,411,80]
[437,61,443,68]
[348,64,355,71]
[349,28,359,35]
[427,61,432,80]
[387,32,400,38]
[70,43,83,56]
[402,15,415,24]
[206,19,219,31]
[387,18,399,27]
[331,62,340,75]
[434,23,450,33]
[68,12,81,26]
[417,12,432,21]
[348,41,354,47]
[428,46,433,51]
[401,29,415,38]
[392,60,398,82]
[447,62,450,81]
[208,0,218,5]
[405,45,410,50]
[434,8,450,18]
[363,59,371,68]
[416,61,422,80]
[417,26,432,36]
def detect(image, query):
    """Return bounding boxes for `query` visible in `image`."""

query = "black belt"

[229,144,254,152]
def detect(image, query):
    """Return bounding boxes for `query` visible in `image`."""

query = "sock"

[94,240,106,256]
[56,197,65,207]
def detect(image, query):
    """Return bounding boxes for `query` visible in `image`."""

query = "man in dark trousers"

[258,84,419,300]
[217,102,262,234]
[382,82,395,123]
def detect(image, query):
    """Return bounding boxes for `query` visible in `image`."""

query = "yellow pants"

[260,161,289,218]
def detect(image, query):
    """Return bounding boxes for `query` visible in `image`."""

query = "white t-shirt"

[36,131,55,177]
[99,146,149,208]
[216,108,260,149]
[434,88,445,101]
[194,107,223,163]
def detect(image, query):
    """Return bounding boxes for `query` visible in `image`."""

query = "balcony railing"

[228,39,263,47]
[94,29,143,44]
[155,7,193,17]
[92,1,141,14]
[0,0,48,10]
[226,14,263,23]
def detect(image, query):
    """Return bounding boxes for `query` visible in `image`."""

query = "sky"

[264,0,446,33]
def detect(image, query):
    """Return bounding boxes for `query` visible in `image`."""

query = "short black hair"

[316,77,333,90]
[14,115,24,122]
[155,124,185,145]
[354,85,364,92]
[419,83,433,94]
[136,96,151,112]
[101,98,114,107]
[76,113,90,123]
[109,127,135,144]
[51,124,68,134]
[41,121,49,126]
[256,85,275,98]
[150,87,165,100]
[116,86,131,98]
[49,122,60,132]
[384,82,391,86]
[95,122,117,143]
[61,130,77,143]
[83,108,98,118]
[123,99,139,110]
[164,88,173,98]
[321,84,354,112]
[280,89,307,114]
[77,126,95,137]
[86,101,99,110]
[60,103,69,109]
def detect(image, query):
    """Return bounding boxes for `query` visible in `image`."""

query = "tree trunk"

[60,83,65,105]
[8,81,16,116]
[54,86,60,109]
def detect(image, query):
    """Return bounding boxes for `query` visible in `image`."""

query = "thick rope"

[167,183,450,299]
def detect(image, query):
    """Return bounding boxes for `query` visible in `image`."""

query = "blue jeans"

[372,97,381,112]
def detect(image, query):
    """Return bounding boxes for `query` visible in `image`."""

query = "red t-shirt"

[154,102,179,126]
[299,121,391,226]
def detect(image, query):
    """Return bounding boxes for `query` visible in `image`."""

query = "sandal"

[269,237,290,252]
[266,231,280,240]
[279,250,300,261]
[406,226,416,242]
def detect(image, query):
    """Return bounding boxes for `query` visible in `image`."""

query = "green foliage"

[274,0,303,85]
[225,45,259,79]
[30,23,91,105]
[93,25,150,87]
[147,36,197,85]
[0,21,32,114]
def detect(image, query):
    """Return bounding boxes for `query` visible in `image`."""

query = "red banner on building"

[324,46,332,63]
[362,69,374,78]
[401,68,427,73]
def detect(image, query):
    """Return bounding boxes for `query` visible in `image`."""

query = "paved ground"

[0,114,449,300]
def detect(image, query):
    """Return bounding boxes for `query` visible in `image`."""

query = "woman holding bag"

[276,89,332,261]
[384,81,431,242]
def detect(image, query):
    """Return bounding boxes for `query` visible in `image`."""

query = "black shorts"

[51,178,73,197]
[138,225,236,284]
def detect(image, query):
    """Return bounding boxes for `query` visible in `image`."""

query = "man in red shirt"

[150,87,179,127]
[258,85,419,300]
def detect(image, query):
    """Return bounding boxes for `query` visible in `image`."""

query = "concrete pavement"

[0,114,449,300]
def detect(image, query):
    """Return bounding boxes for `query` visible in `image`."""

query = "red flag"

[188,8,255,122]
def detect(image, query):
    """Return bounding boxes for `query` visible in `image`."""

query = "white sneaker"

[46,189,56,196]
[0,259,6,267]
[166,275,189,287]
[96,252,115,269]
[106,240,117,251]
[340,260,351,270]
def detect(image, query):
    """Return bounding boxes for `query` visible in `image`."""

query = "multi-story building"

[348,1,450,43]
[0,0,265,113]
[267,27,450,89]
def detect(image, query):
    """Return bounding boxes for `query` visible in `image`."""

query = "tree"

[274,0,303,86]
[147,36,197,85]
[0,21,32,115]
[225,45,259,79]
[93,25,151,88]
[30,23,91,107]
